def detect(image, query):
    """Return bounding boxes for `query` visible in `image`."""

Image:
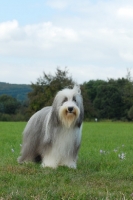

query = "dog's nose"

[68,107,74,112]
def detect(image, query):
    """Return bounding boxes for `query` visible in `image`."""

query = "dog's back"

[18,106,51,163]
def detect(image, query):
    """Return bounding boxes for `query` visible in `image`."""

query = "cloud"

[120,52,133,62]
[0,20,79,57]
[47,0,68,9]
[0,20,18,40]
[117,7,133,19]
[0,0,133,84]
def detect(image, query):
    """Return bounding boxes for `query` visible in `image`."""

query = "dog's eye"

[63,97,68,103]
[73,96,76,102]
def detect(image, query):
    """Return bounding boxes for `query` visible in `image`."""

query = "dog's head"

[51,85,84,128]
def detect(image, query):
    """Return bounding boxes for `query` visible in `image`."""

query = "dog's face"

[59,93,80,128]
[52,85,84,128]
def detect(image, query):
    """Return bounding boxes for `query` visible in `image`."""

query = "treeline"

[0,82,32,121]
[0,68,133,121]
[0,82,32,101]
[0,95,29,121]
[83,78,133,121]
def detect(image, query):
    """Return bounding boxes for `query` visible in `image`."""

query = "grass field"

[1,122,133,199]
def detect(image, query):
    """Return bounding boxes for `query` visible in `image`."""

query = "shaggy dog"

[18,85,84,169]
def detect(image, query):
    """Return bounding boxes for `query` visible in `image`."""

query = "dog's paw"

[63,160,77,169]
[41,162,58,169]
[68,163,77,169]
[17,156,23,164]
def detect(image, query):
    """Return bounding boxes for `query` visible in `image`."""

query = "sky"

[0,0,133,84]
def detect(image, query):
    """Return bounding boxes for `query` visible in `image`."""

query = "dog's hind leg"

[17,143,37,163]
[17,153,33,163]
[17,155,27,164]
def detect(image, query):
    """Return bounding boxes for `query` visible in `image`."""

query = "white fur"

[42,126,82,169]
[18,85,84,169]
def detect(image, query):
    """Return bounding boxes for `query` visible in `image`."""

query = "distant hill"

[0,82,32,102]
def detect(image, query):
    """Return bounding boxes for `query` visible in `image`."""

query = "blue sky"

[0,0,133,84]
[0,1,55,25]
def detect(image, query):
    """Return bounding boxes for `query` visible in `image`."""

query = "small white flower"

[118,153,126,160]
[113,149,118,152]
[11,148,14,153]
[100,150,105,154]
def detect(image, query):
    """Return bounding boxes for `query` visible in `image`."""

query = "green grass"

[1,122,133,199]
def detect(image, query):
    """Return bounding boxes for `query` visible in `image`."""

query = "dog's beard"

[59,106,80,128]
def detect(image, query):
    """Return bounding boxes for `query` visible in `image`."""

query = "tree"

[28,67,75,113]
[82,80,107,119]
[0,95,20,114]
[128,106,133,120]
[84,80,106,103]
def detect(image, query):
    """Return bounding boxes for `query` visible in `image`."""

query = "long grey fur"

[18,85,84,168]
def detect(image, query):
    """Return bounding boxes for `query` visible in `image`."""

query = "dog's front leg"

[41,154,58,169]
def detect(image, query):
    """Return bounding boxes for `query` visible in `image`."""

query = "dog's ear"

[45,98,60,140]
[50,107,60,126]
[77,100,84,128]
[75,92,84,128]
[49,97,60,127]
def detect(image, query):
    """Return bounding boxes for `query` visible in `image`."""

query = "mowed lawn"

[1,122,133,199]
